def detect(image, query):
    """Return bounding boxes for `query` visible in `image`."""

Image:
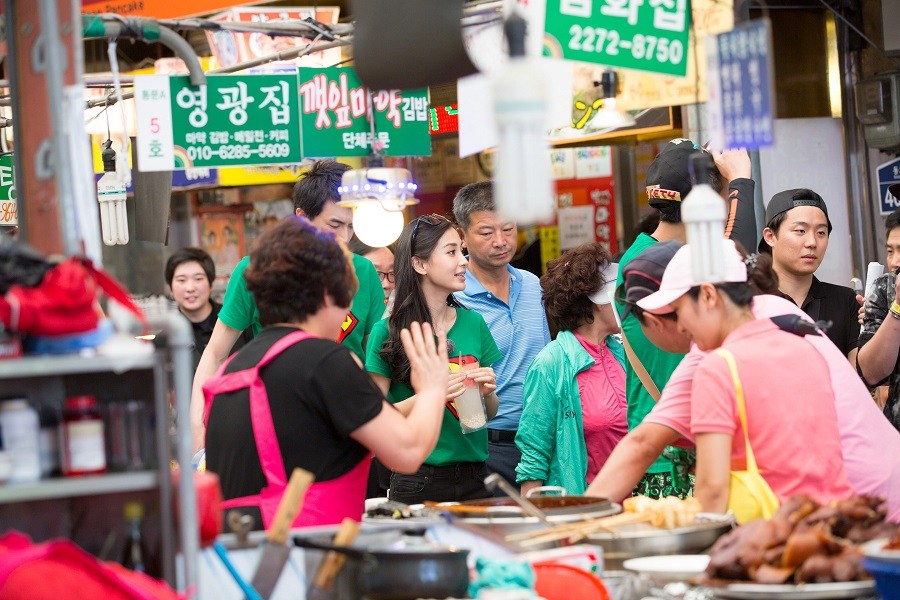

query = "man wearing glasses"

[452,181,551,490]
[189,160,386,452]
[615,139,757,498]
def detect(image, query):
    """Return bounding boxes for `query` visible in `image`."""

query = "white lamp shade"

[352,201,405,247]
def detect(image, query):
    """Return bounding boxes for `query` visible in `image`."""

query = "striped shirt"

[455,265,551,431]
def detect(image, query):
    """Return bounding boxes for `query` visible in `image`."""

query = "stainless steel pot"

[294,534,470,600]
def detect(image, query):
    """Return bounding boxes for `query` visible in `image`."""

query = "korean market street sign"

[544,0,692,77]
[298,67,432,157]
[135,74,302,171]
[706,19,775,151]
[0,155,16,226]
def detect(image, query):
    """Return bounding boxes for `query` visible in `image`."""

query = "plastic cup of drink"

[456,376,487,434]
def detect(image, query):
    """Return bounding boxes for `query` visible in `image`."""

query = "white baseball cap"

[588,262,619,305]
[636,239,747,313]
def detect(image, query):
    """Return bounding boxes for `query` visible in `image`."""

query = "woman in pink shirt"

[637,240,854,513]
[515,244,627,495]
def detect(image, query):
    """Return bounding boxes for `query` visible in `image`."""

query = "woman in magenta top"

[515,244,627,495]
[637,240,853,512]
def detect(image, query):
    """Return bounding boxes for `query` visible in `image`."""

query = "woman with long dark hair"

[366,214,501,504]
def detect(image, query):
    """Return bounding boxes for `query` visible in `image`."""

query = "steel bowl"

[587,518,735,569]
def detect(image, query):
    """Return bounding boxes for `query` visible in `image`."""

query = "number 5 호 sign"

[135,74,302,171]
[544,0,692,77]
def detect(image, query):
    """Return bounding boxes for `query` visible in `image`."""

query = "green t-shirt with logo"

[365,307,502,466]
[217,253,384,361]
[616,233,686,475]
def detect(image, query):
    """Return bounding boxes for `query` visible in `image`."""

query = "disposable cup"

[456,377,487,434]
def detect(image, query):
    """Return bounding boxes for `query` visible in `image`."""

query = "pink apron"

[202,329,371,528]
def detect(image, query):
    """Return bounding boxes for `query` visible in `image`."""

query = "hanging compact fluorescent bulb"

[586,71,636,132]
[338,167,419,247]
[682,151,726,282]
[97,139,129,245]
[491,12,554,225]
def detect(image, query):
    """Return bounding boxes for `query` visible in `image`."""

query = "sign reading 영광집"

[543,0,692,77]
[298,67,431,157]
[0,155,16,226]
[135,74,302,171]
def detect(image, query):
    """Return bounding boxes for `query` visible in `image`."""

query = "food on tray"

[622,495,702,529]
[885,527,900,551]
[702,494,898,585]
[510,495,704,546]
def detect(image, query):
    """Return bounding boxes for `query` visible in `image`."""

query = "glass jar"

[61,395,106,476]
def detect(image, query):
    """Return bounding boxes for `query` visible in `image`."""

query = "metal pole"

[837,24,877,275]
[37,0,79,255]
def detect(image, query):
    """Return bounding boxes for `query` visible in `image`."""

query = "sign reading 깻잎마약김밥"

[543,0,692,77]
[135,73,302,171]
[297,66,432,158]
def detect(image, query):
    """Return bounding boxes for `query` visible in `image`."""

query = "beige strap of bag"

[620,328,661,402]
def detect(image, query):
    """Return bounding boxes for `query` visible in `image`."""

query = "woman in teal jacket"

[516,244,627,495]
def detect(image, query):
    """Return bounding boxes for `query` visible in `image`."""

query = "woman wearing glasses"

[516,244,627,496]
[348,237,395,313]
[366,214,501,504]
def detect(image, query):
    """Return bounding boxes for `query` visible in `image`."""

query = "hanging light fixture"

[97,139,128,245]
[682,151,727,281]
[491,11,554,225]
[337,167,419,247]
[585,71,636,132]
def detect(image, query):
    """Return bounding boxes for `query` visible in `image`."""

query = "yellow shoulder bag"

[713,348,780,524]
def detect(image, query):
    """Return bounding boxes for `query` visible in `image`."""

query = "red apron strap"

[201,330,313,424]
[203,329,317,522]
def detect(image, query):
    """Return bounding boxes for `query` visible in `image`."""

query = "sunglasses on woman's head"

[410,214,451,250]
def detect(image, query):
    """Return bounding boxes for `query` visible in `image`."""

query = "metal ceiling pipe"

[82,15,206,87]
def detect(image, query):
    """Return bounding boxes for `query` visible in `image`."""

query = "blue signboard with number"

[877,157,900,216]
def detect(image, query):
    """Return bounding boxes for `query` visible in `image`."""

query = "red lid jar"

[61,395,106,476]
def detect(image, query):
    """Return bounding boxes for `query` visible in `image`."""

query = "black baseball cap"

[645,139,707,212]
[618,240,684,319]
[758,188,833,253]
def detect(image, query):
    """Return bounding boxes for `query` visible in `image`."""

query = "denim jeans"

[486,437,522,496]
[388,461,490,505]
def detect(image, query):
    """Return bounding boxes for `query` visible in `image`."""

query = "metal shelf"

[0,351,158,380]
[0,471,158,504]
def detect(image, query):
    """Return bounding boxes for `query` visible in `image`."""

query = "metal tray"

[712,580,876,599]
[586,517,734,568]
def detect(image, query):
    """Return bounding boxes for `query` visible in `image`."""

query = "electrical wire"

[814,0,898,64]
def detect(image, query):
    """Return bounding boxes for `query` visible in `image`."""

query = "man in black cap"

[614,138,757,498]
[758,188,859,360]
[858,182,900,432]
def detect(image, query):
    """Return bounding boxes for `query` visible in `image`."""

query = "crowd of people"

[166,143,900,530]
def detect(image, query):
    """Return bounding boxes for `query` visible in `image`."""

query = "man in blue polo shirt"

[453,181,551,490]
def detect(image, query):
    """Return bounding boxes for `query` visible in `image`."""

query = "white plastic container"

[0,398,41,483]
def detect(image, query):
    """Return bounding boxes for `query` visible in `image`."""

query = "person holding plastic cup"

[515,244,627,496]
[366,214,501,504]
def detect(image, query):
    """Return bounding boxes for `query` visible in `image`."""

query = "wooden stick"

[512,512,653,547]
[505,510,648,542]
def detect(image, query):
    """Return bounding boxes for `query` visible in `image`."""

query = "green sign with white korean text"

[298,67,431,157]
[135,74,302,171]
[544,0,691,77]
[0,155,16,227]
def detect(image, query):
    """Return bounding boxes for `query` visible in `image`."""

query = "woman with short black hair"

[204,216,449,529]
